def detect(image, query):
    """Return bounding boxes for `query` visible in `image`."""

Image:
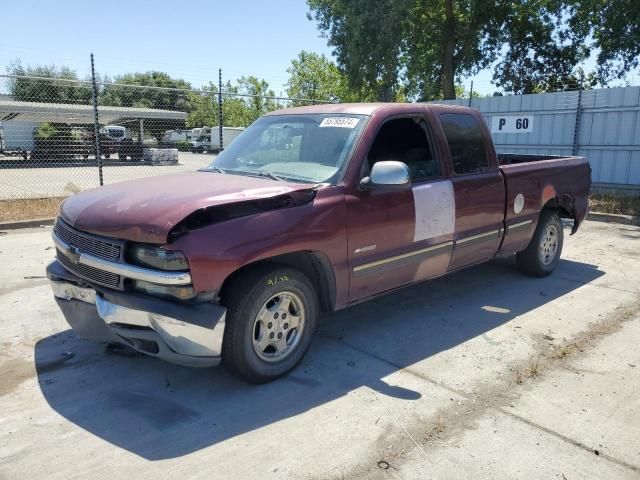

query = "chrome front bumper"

[48,261,225,368]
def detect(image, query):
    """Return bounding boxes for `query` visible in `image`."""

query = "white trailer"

[191,126,244,153]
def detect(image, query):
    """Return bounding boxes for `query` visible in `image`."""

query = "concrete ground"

[0,152,214,199]
[0,220,639,479]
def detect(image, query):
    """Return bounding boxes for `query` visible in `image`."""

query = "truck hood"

[60,171,314,244]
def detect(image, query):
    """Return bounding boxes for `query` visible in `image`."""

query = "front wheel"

[516,209,564,277]
[221,265,319,383]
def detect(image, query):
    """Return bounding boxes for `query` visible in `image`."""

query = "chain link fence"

[0,56,327,221]
[2,55,639,221]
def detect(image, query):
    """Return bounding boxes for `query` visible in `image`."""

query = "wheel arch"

[218,251,337,313]
[542,193,579,234]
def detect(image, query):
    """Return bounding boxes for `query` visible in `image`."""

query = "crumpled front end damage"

[47,260,226,368]
[48,176,319,367]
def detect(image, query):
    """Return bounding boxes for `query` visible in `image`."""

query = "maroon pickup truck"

[47,103,591,382]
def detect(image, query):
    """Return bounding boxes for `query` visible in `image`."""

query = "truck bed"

[497,153,574,165]
[496,153,591,255]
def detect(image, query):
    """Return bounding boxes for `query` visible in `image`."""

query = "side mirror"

[360,161,410,190]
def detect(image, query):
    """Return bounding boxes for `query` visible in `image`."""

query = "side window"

[440,113,489,174]
[367,117,439,182]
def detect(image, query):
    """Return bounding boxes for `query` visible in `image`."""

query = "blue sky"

[0,0,333,95]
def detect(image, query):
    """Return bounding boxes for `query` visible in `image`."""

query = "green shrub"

[34,122,59,140]
[176,139,191,151]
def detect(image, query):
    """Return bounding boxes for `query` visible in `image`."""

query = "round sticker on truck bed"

[319,117,360,128]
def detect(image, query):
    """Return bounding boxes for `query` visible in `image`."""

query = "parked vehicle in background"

[161,129,196,144]
[191,126,244,153]
[103,125,129,142]
[28,123,143,162]
[190,127,203,140]
[98,126,143,161]
[47,103,590,383]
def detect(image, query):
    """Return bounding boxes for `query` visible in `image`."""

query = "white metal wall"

[433,86,640,186]
[0,120,37,150]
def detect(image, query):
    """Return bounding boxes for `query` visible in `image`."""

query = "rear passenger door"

[438,113,505,270]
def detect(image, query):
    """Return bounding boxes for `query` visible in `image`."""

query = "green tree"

[307,1,613,100]
[285,51,345,103]
[212,77,283,128]
[491,1,588,94]
[237,76,282,124]
[99,71,191,110]
[186,83,218,128]
[220,81,249,127]
[568,0,640,82]
[307,0,409,101]
[99,72,192,139]
[285,50,379,103]
[404,0,507,100]
[6,60,92,104]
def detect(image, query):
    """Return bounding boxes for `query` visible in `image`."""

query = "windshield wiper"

[252,171,287,182]
[206,165,226,174]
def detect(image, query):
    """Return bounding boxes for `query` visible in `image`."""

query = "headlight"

[129,245,189,271]
[133,280,196,301]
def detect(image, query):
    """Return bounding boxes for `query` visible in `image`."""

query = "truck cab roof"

[265,102,474,117]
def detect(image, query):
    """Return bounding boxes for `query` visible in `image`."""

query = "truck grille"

[54,219,124,289]
[56,248,121,288]
[54,219,121,261]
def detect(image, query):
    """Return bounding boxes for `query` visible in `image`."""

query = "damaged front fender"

[168,188,318,241]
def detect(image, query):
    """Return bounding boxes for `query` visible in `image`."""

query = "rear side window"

[440,113,489,174]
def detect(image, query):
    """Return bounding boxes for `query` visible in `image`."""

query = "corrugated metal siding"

[432,86,640,186]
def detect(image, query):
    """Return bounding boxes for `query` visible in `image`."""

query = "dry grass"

[589,193,640,216]
[548,342,582,360]
[421,416,447,443]
[0,197,65,223]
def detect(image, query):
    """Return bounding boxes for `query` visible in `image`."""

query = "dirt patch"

[0,357,36,396]
[0,197,65,222]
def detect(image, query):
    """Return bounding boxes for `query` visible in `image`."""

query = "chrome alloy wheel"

[538,223,559,266]
[252,291,306,363]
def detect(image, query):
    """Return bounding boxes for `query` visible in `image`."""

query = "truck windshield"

[205,114,367,183]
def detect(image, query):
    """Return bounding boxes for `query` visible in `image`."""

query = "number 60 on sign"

[491,115,534,133]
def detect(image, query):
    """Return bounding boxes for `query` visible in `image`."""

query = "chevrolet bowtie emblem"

[65,245,81,264]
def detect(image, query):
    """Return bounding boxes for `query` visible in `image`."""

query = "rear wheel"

[221,265,319,383]
[516,209,564,277]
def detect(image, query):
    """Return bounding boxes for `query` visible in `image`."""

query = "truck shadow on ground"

[34,257,603,460]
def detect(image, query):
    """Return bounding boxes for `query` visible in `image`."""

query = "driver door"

[346,116,454,302]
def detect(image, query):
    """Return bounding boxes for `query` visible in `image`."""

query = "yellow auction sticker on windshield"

[319,117,360,128]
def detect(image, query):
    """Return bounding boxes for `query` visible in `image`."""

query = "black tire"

[516,209,564,277]
[221,264,319,383]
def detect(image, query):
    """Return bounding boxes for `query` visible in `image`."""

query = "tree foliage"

[186,77,283,129]
[308,0,640,99]
[186,83,218,128]
[6,61,92,104]
[567,0,640,82]
[99,71,192,110]
[285,51,345,103]
[307,0,409,101]
[405,0,511,100]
